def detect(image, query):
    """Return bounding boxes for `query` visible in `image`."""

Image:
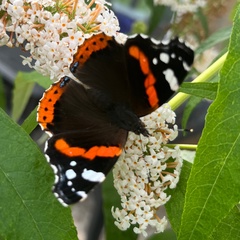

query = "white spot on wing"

[150,37,160,45]
[45,130,52,137]
[45,153,50,163]
[50,164,58,174]
[54,174,59,184]
[178,38,184,43]
[77,191,88,201]
[39,127,52,137]
[128,33,138,39]
[152,57,158,65]
[163,69,179,91]
[57,197,68,207]
[184,41,193,49]
[54,192,59,198]
[70,161,77,166]
[183,61,191,71]
[140,33,148,39]
[67,181,73,186]
[66,169,77,180]
[44,141,49,153]
[159,53,170,64]
[82,169,105,182]
[162,39,170,45]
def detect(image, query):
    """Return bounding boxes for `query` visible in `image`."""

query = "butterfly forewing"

[125,35,194,116]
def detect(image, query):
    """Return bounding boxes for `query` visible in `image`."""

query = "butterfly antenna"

[178,128,194,133]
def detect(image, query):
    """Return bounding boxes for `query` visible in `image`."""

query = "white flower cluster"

[0,0,125,80]
[112,104,183,237]
[154,0,206,15]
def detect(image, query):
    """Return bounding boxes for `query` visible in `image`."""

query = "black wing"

[38,78,127,205]
[124,34,194,116]
[70,33,194,117]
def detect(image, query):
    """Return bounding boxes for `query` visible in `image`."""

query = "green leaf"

[180,82,218,100]
[21,106,38,134]
[30,71,52,89]
[195,26,232,55]
[148,229,177,240]
[102,172,137,240]
[210,206,240,240]
[0,108,77,240]
[146,0,167,35]
[12,71,51,122]
[207,73,220,83]
[178,5,240,240]
[165,161,192,234]
[0,76,6,110]
[130,21,148,34]
[196,7,209,37]
[181,96,202,131]
[12,72,35,122]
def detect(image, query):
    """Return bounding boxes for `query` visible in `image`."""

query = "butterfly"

[37,33,194,205]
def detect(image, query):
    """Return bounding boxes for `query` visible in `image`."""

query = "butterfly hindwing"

[46,133,123,205]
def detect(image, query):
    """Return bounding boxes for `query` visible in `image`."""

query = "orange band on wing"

[129,45,159,108]
[73,33,113,66]
[146,85,158,107]
[55,139,122,160]
[144,74,156,88]
[37,78,66,130]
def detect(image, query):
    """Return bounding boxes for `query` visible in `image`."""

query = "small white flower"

[0,0,126,80]
[112,104,183,236]
[21,56,33,68]
[154,0,206,15]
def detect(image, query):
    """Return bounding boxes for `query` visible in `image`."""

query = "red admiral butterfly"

[37,33,194,206]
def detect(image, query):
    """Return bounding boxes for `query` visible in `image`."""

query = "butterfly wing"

[70,33,132,107]
[37,33,194,205]
[124,34,194,116]
[69,33,149,135]
[70,33,194,117]
[38,77,127,205]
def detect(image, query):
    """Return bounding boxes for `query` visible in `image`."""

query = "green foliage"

[181,96,202,131]
[11,71,51,122]
[177,6,240,239]
[21,106,38,134]
[180,82,218,100]
[148,229,177,240]
[0,76,6,110]
[146,0,167,34]
[12,72,35,122]
[0,108,77,240]
[165,161,192,234]
[195,7,209,37]
[180,81,217,129]
[210,206,240,240]
[195,26,232,55]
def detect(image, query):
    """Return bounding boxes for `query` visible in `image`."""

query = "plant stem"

[166,144,197,150]
[168,52,228,110]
